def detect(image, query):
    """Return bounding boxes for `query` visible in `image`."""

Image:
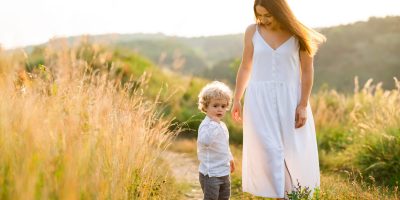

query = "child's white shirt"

[197,116,233,177]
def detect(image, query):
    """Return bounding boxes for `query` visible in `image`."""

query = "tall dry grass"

[312,77,400,187]
[0,40,180,199]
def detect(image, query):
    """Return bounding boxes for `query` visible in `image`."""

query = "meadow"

[172,77,400,199]
[0,41,182,199]
[0,38,399,199]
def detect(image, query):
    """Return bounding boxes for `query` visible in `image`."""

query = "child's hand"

[230,160,235,173]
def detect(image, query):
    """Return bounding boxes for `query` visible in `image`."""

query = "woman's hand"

[231,100,242,123]
[295,105,307,128]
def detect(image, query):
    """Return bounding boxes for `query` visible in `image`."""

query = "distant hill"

[179,34,243,67]
[115,38,208,74]
[109,34,243,75]
[25,16,400,92]
[315,16,400,91]
[34,33,243,76]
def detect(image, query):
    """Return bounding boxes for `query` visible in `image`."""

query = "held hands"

[295,104,307,128]
[231,100,242,123]
[230,160,235,173]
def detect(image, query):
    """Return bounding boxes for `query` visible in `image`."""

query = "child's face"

[206,98,228,121]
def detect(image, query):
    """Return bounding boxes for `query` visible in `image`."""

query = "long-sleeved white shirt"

[197,116,233,177]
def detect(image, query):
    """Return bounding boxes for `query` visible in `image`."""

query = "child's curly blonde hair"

[198,81,233,113]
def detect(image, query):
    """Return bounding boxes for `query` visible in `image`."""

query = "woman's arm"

[295,50,314,128]
[231,25,255,122]
[233,25,255,102]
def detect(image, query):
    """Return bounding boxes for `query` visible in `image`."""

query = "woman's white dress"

[242,25,320,198]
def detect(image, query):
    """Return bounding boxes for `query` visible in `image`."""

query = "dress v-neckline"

[256,26,293,51]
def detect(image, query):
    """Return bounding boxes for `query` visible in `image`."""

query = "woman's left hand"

[295,105,307,128]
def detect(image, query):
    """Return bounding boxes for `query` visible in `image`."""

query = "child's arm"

[228,146,234,161]
[229,146,235,173]
[230,160,235,173]
[198,122,220,146]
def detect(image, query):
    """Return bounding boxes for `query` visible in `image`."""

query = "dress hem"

[242,190,284,198]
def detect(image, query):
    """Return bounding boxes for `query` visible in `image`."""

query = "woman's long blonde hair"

[254,0,326,56]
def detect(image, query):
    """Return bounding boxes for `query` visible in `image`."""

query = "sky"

[1,0,400,49]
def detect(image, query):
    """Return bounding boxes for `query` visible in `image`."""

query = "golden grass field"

[0,42,182,199]
[0,40,399,199]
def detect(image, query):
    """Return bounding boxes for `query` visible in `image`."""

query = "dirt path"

[163,151,203,199]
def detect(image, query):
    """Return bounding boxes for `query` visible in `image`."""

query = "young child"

[197,81,235,200]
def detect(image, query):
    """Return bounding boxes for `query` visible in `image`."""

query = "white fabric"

[242,25,320,198]
[197,116,233,177]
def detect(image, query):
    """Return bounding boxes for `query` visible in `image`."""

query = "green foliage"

[286,181,313,200]
[356,128,400,186]
[202,58,240,85]
[0,165,11,200]
[112,47,153,76]
[317,126,351,153]
[26,46,45,72]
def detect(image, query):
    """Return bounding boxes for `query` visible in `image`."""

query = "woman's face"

[255,5,275,27]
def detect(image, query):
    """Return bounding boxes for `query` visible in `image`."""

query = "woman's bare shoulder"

[243,24,257,41]
[245,24,257,34]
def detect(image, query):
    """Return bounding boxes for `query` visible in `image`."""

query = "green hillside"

[179,34,243,67]
[74,16,399,92]
[315,16,400,92]
[115,39,208,74]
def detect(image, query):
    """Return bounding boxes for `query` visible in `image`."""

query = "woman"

[231,0,325,199]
